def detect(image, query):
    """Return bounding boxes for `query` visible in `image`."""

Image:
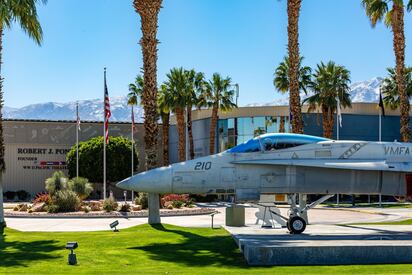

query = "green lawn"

[323,203,412,209]
[350,219,412,226]
[1,224,412,274]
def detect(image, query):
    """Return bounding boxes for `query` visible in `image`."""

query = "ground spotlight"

[210,211,219,229]
[110,220,119,232]
[65,242,78,265]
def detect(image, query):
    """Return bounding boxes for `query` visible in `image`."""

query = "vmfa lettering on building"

[3,119,161,196]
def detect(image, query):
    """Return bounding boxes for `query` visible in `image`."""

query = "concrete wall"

[3,120,162,195]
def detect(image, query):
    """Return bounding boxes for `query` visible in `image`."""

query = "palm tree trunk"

[134,0,162,225]
[134,0,162,170]
[392,4,409,142]
[287,0,303,134]
[161,112,170,166]
[176,107,185,162]
[279,116,285,133]
[187,105,194,159]
[321,105,331,138]
[327,108,335,139]
[209,105,218,155]
[0,26,5,227]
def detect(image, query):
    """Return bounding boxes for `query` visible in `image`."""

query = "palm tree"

[362,0,412,141]
[382,67,412,110]
[0,0,46,231]
[184,69,205,159]
[274,56,311,134]
[128,75,171,166]
[287,0,304,134]
[274,56,312,95]
[134,0,162,225]
[134,0,162,170]
[200,73,237,155]
[128,75,144,106]
[303,61,352,138]
[157,84,171,166]
[164,68,187,162]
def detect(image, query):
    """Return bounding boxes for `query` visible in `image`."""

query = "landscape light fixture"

[210,211,219,229]
[65,242,78,265]
[110,220,119,232]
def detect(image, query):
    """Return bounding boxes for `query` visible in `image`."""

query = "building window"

[217,116,290,152]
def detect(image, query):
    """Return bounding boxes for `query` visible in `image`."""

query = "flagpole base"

[148,193,161,224]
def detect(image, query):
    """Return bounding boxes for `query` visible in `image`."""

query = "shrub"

[172,200,184,209]
[161,194,193,208]
[45,171,68,196]
[135,193,148,209]
[52,190,81,213]
[66,136,138,183]
[83,206,91,213]
[33,193,52,205]
[4,191,16,201]
[103,197,118,212]
[46,204,59,213]
[16,190,30,201]
[119,203,131,212]
[68,177,93,200]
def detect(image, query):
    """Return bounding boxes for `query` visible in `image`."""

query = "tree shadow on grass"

[128,224,249,268]
[0,233,61,267]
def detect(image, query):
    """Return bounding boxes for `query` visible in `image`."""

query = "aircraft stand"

[265,194,335,234]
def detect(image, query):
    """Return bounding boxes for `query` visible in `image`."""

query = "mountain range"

[3,77,385,122]
[245,77,384,107]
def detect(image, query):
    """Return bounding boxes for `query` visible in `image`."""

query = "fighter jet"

[117,133,412,234]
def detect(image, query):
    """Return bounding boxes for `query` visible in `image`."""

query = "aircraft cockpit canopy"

[227,133,329,153]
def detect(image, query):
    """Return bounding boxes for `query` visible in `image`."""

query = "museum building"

[2,102,410,196]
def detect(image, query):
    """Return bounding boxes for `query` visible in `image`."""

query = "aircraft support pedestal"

[148,193,161,224]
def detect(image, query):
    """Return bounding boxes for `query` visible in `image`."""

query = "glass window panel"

[284,117,290,133]
[253,117,266,136]
[266,116,278,133]
[242,117,254,136]
[218,119,228,137]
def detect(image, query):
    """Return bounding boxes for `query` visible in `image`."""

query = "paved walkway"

[5,203,409,232]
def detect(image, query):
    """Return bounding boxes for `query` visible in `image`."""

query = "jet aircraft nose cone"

[117,166,172,194]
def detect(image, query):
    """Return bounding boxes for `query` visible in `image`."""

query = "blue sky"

[3,0,412,108]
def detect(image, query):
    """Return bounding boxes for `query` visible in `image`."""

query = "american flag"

[104,69,111,144]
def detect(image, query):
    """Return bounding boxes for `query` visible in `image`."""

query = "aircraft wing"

[231,159,412,172]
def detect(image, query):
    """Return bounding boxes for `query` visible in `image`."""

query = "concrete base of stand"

[233,234,412,266]
[148,193,161,224]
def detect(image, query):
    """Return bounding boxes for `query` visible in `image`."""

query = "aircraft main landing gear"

[270,194,335,234]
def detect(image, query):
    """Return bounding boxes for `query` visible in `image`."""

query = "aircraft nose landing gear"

[285,194,335,234]
[287,216,306,234]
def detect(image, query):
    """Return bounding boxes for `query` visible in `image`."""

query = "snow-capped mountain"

[349,77,383,103]
[1,77,387,120]
[3,96,144,122]
[245,77,384,107]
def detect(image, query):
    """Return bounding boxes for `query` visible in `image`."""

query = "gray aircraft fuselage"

[117,133,412,202]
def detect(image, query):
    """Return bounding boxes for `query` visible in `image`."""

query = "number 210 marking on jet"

[194,162,211,170]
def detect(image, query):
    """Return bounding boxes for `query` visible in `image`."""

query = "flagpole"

[131,106,134,203]
[379,108,382,142]
[103,68,107,200]
[336,112,339,140]
[76,102,79,178]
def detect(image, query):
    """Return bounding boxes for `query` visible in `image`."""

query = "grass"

[1,224,412,274]
[349,219,412,226]
[323,203,412,209]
